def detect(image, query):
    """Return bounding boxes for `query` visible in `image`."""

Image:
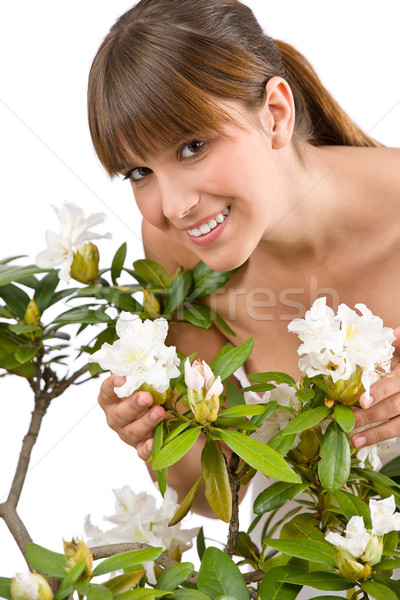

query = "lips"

[186,207,230,246]
[186,207,230,237]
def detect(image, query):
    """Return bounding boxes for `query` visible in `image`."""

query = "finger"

[136,438,153,462]
[119,404,165,447]
[108,391,154,429]
[354,392,400,430]
[98,374,126,408]
[351,415,400,448]
[359,365,400,409]
[393,326,400,350]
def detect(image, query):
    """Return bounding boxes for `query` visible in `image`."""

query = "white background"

[1,0,400,576]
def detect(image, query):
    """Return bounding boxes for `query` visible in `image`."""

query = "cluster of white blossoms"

[325,495,400,579]
[288,297,395,401]
[35,202,111,282]
[184,358,223,425]
[90,314,180,398]
[84,486,199,583]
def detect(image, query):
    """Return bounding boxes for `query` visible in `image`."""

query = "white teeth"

[187,207,230,237]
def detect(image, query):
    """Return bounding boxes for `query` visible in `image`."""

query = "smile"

[187,208,230,237]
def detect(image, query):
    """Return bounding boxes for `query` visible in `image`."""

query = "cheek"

[133,188,165,229]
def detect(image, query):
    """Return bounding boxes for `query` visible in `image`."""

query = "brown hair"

[88,0,381,177]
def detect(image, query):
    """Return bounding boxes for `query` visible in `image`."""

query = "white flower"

[288,298,395,400]
[35,202,111,282]
[325,515,372,558]
[184,358,223,425]
[84,486,199,584]
[357,437,397,471]
[370,495,400,536]
[89,313,180,398]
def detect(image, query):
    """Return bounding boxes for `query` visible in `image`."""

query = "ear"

[260,76,295,149]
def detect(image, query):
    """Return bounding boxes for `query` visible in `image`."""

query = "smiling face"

[121,102,286,271]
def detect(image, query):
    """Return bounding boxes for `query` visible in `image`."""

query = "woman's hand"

[352,327,400,449]
[97,374,165,461]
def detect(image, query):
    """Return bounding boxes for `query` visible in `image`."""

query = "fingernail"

[353,435,367,448]
[361,394,374,408]
[150,409,162,422]
[137,394,149,407]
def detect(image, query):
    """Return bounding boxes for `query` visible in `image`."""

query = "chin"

[202,252,250,273]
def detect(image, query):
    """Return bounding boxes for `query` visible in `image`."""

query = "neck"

[259,142,358,265]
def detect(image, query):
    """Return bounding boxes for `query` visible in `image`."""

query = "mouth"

[186,207,230,240]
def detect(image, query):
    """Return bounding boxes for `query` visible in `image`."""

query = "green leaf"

[201,440,232,522]
[87,584,114,600]
[382,530,399,556]
[267,431,297,456]
[53,306,111,324]
[333,404,356,432]
[197,527,206,561]
[152,421,167,496]
[34,271,60,313]
[240,383,276,393]
[215,429,301,483]
[192,262,235,299]
[264,538,336,566]
[353,466,400,491]
[0,264,46,286]
[197,547,249,600]
[8,324,41,335]
[103,571,146,596]
[282,406,331,436]
[172,591,210,600]
[25,543,67,577]
[112,590,171,600]
[92,548,163,576]
[152,427,201,470]
[376,558,400,571]
[282,572,354,591]
[318,421,351,492]
[0,284,30,319]
[133,259,172,289]
[58,561,86,594]
[254,482,309,514]
[257,565,302,600]
[0,578,12,600]
[247,371,296,386]
[111,243,127,284]
[226,382,245,407]
[164,271,193,314]
[280,513,327,542]
[15,344,38,363]
[333,490,371,528]
[361,580,398,600]
[155,562,194,591]
[251,400,278,427]
[181,304,213,329]
[380,455,400,478]
[295,388,315,403]
[217,404,267,420]
[169,475,203,526]
[213,313,236,337]
[211,338,254,383]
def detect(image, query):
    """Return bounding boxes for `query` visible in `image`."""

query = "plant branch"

[0,502,32,565]
[224,452,240,557]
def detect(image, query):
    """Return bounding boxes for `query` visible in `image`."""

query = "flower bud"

[139,382,174,408]
[288,429,321,465]
[334,547,372,581]
[64,538,93,578]
[323,369,365,406]
[24,300,41,327]
[70,243,99,284]
[10,572,53,600]
[360,535,383,566]
[184,359,223,426]
[143,289,160,317]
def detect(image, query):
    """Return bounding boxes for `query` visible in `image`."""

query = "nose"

[158,173,199,221]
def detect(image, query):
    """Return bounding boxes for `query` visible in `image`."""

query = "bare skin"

[98,77,400,513]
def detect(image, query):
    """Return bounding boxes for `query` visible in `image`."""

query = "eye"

[180,140,205,159]
[123,167,152,182]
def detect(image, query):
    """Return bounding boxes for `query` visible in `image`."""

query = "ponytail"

[276,40,382,148]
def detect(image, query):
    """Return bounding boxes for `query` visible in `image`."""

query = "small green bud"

[139,382,174,408]
[360,535,383,566]
[323,370,365,406]
[70,243,99,284]
[64,538,93,578]
[288,428,321,465]
[24,299,41,327]
[143,289,160,317]
[10,572,53,600]
[334,547,372,581]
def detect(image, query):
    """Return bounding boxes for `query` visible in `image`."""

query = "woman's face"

[122,102,283,271]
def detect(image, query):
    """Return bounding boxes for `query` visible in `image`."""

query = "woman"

[89,0,400,514]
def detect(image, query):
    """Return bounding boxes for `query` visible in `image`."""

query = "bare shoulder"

[358,146,400,194]
[141,219,201,274]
